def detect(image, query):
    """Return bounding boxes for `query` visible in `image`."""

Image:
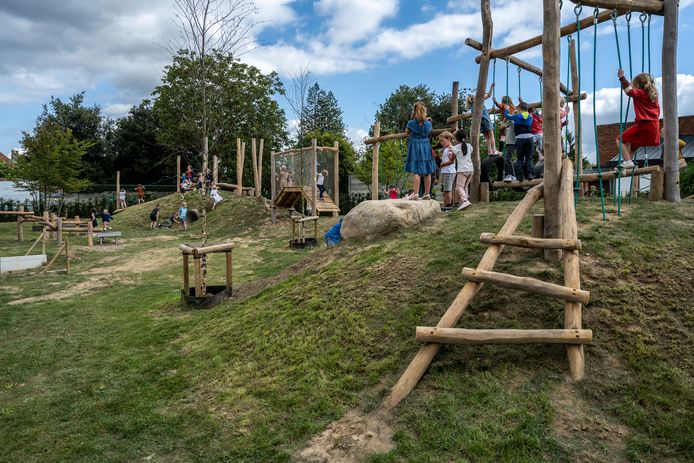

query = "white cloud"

[103,103,134,117]
[347,127,368,151]
[315,0,398,44]
[254,0,297,30]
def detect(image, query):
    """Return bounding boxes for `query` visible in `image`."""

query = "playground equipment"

[270,139,340,222]
[289,215,319,249]
[179,242,234,309]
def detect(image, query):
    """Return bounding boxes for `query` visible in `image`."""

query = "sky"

[1,0,694,163]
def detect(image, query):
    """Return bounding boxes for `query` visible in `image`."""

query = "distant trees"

[300,83,346,137]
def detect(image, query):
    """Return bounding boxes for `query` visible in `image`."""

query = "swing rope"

[640,13,650,169]
[517,66,522,100]
[612,10,625,215]
[647,13,652,73]
[574,5,583,206]
[625,11,639,205]
[492,58,498,140]
[593,8,607,222]
[565,35,572,156]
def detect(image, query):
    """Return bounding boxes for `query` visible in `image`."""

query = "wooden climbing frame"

[179,242,234,298]
[290,216,319,248]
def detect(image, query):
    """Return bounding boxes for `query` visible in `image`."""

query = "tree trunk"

[662,0,680,202]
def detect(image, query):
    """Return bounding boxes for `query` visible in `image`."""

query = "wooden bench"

[95,231,122,245]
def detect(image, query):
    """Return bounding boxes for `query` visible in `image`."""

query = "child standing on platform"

[504,101,535,182]
[467,83,501,156]
[405,102,437,200]
[454,129,473,210]
[317,170,327,200]
[616,69,660,168]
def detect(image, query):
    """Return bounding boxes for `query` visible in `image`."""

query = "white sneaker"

[503,175,516,182]
[457,200,472,210]
[621,160,634,169]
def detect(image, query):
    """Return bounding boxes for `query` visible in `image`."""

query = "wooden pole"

[56,218,63,245]
[479,182,490,203]
[532,214,545,239]
[479,232,581,250]
[662,0,680,202]
[258,138,265,198]
[116,171,121,209]
[542,0,562,261]
[251,138,259,198]
[312,138,318,216]
[560,158,585,380]
[177,155,181,193]
[372,121,380,200]
[271,151,277,223]
[469,0,493,203]
[382,184,543,411]
[202,136,209,188]
[42,211,48,255]
[87,220,93,247]
[24,231,44,256]
[649,169,664,200]
[193,256,203,297]
[17,205,24,242]
[240,141,246,195]
[225,251,233,291]
[236,138,243,197]
[65,238,70,275]
[49,212,57,240]
[43,242,66,273]
[333,141,340,209]
[415,327,592,345]
[182,253,190,296]
[213,155,219,185]
[569,37,583,193]
[451,81,460,130]
[568,0,663,15]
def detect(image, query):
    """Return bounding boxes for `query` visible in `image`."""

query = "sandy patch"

[7,276,121,306]
[91,248,178,274]
[298,410,394,463]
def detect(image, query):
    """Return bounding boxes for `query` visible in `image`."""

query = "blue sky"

[1,0,693,163]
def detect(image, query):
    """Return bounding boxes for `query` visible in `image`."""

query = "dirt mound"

[298,410,394,463]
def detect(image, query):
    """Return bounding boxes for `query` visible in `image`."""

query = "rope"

[640,13,647,73]
[492,58,498,138]
[625,11,638,205]
[505,57,510,104]
[565,35,572,156]
[574,4,583,206]
[593,8,607,222]
[648,14,651,73]
[517,66,522,100]
[612,10,625,215]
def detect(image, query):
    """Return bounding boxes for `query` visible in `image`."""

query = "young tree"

[14,121,91,211]
[300,83,346,137]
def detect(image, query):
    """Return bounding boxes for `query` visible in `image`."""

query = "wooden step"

[462,268,590,304]
[479,233,581,251]
[415,327,593,344]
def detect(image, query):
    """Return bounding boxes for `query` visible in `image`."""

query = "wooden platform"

[275,186,339,215]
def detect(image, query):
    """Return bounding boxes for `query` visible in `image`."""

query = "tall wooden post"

[312,138,318,216]
[65,238,70,275]
[176,155,181,193]
[333,141,340,209]
[542,0,562,261]
[258,139,265,198]
[202,136,209,188]
[225,251,233,291]
[271,151,277,223]
[569,37,583,195]
[115,171,121,209]
[236,138,243,196]
[662,0,680,202]
[193,256,203,297]
[470,0,493,203]
[451,81,460,131]
[87,220,94,247]
[213,155,219,185]
[42,211,48,255]
[372,121,380,200]
[17,204,24,242]
[240,142,246,195]
[182,254,190,296]
[49,212,57,240]
[56,218,63,245]
[251,138,260,198]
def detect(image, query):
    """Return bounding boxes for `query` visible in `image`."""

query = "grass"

[0,193,692,462]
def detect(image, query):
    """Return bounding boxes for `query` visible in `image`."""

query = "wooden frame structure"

[179,242,234,309]
[290,215,319,248]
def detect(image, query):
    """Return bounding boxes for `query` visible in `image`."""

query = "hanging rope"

[592,8,607,222]
[538,77,543,105]
[612,10,625,215]
[492,58,498,137]
[574,4,583,206]
[640,13,647,73]
[565,35,572,156]
[505,57,510,103]
[517,66,522,100]
[647,14,652,73]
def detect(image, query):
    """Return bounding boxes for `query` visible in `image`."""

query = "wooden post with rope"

[569,37,583,196]
[372,121,380,200]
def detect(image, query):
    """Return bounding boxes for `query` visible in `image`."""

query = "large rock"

[341,199,441,239]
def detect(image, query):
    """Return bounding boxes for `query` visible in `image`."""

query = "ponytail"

[454,129,468,156]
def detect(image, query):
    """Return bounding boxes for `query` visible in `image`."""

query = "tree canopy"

[300,83,346,137]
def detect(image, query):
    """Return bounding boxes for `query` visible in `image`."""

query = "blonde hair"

[632,73,658,102]
[439,131,453,141]
[411,101,428,123]
[321,169,328,176]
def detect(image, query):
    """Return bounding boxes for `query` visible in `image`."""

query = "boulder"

[341,199,441,239]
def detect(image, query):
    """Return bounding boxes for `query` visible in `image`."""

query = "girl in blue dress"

[405,102,437,200]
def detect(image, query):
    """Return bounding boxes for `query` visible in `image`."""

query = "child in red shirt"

[617,70,660,168]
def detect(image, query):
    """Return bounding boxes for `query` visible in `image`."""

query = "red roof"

[0,151,13,164]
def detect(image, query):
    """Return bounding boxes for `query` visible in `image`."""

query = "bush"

[680,162,693,197]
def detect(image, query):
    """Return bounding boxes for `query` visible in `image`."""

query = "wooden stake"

[194,256,203,296]
[560,158,585,380]
[65,238,70,275]
[333,141,340,210]
[24,231,44,256]
[213,155,219,185]
[479,232,581,250]
[382,184,543,411]
[258,139,265,198]
[532,214,545,239]
[542,0,562,261]
[251,138,259,198]
[17,205,24,242]
[649,169,664,200]
[271,151,277,223]
[56,218,63,245]
[372,121,380,200]
[225,251,233,291]
[42,211,48,255]
[177,155,181,193]
[116,171,120,208]
[451,81,460,130]
[569,37,583,193]
[415,327,592,345]
[479,182,490,203]
[87,220,93,247]
[236,138,243,196]
[312,138,318,216]
[43,242,66,273]
[182,253,190,296]
[662,0,680,202]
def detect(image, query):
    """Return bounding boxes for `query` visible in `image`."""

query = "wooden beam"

[364,127,453,145]
[372,121,380,199]
[179,242,235,256]
[462,267,591,304]
[182,253,189,296]
[225,251,233,291]
[662,0,680,202]
[447,93,586,124]
[415,327,593,345]
[542,0,562,261]
[560,158,586,380]
[479,232,582,250]
[465,39,571,95]
[451,81,460,130]
[475,9,626,61]
[236,138,243,197]
[568,0,663,15]
[382,184,543,411]
[491,165,661,190]
[569,37,583,187]
[312,138,318,216]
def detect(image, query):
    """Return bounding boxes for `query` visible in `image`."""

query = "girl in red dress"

[616,70,661,168]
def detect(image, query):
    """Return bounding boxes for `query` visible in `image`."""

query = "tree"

[13,121,91,211]
[0,160,15,180]
[300,83,346,137]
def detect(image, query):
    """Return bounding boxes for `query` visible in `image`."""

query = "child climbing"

[454,129,473,210]
[101,208,112,231]
[179,202,188,229]
[560,100,570,154]
[530,109,543,158]
[149,203,160,230]
[387,185,399,199]
[617,69,661,169]
[467,83,501,156]
[118,188,127,209]
[438,131,457,208]
[210,184,223,210]
[136,184,146,204]
[324,218,343,248]
[405,101,437,200]
[317,169,327,200]
[494,96,518,182]
[504,101,535,182]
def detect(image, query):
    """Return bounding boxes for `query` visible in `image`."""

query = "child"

[186,165,194,180]
[616,69,660,168]
[504,101,535,182]
[90,208,98,229]
[403,189,416,200]
[467,83,501,156]
[210,184,223,210]
[118,188,127,209]
[178,202,188,229]
[324,218,343,248]
[501,118,517,182]
[136,184,145,204]
[101,208,112,231]
[454,129,473,210]
[531,109,543,157]
[317,169,327,200]
[387,185,399,199]
[149,203,160,230]
[404,101,437,200]
[438,131,458,208]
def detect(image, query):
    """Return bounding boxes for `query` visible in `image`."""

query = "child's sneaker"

[622,160,634,169]
[503,175,516,182]
[457,200,472,210]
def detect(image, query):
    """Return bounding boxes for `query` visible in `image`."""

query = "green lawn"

[1,193,692,462]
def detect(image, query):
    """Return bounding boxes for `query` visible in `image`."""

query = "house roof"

[0,151,12,164]
[606,135,694,167]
